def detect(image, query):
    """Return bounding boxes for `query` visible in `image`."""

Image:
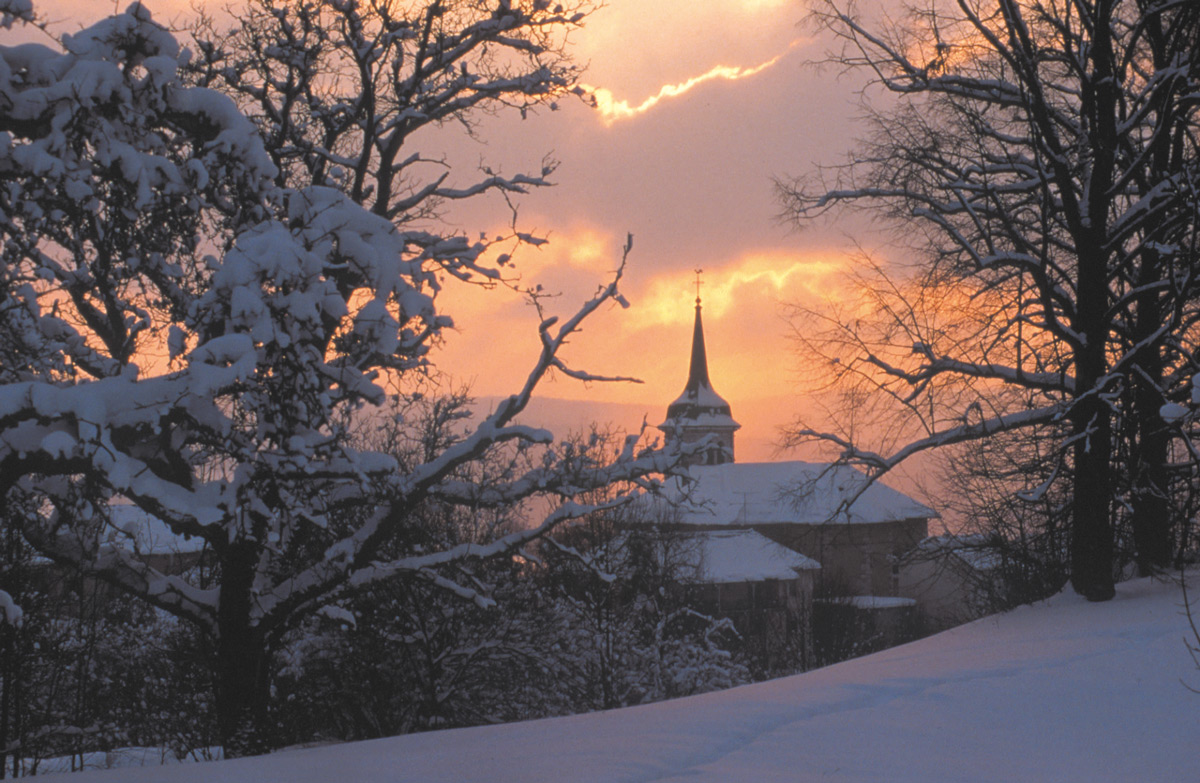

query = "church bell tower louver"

[658,275,740,466]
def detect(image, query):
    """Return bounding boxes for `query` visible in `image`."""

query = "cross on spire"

[694,268,703,305]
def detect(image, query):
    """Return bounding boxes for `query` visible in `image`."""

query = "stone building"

[670,461,932,598]
[680,528,820,668]
[655,293,935,596]
[651,292,938,660]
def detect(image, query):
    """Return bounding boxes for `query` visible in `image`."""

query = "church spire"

[686,295,713,393]
[660,273,740,466]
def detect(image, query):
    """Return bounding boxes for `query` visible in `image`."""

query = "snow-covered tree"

[0,3,673,756]
[535,478,750,711]
[270,393,566,741]
[779,0,1200,599]
[275,554,559,740]
[188,0,591,225]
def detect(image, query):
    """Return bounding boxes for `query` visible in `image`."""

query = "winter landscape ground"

[78,574,1198,783]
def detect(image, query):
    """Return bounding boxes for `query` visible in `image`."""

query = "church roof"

[662,300,739,429]
[608,528,820,585]
[681,529,820,584]
[668,461,936,526]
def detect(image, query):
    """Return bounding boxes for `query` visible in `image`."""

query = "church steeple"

[659,276,740,466]
[685,298,714,393]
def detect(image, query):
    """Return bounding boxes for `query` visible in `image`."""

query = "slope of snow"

[86,576,1199,782]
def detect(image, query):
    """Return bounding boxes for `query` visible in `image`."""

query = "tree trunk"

[1070,411,1115,601]
[1129,339,1172,574]
[1070,269,1116,599]
[1070,233,1115,601]
[1127,35,1182,572]
[1070,13,1118,602]
[1,514,24,780]
[215,625,272,758]
[1129,422,1171,573]
[215,543,273,758]
[0,621,13,780]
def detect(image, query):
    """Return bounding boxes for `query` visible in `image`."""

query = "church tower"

[659,284,740,466]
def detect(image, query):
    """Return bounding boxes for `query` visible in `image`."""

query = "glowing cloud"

[583,44,797,125]
[738,0,790,8]
[629,251,849,330]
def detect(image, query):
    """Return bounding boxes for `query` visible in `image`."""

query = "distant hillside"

[476,394,811,463]
[476,395,659,434]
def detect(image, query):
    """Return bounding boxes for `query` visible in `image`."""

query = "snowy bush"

[533,497,751,712]
[0,563,216,776]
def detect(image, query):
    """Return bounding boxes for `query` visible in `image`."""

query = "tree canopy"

[780,0,1200,599]
[0,0,673,754]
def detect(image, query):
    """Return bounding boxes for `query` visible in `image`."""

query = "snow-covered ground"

[89,575,1198,782]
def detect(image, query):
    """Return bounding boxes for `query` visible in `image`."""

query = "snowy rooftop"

[669,461,936,527]
[666,383,736,416]
[660,409,740,431]
[89,575,1198,783]
[815,595,917,610]
[682,529,820,584]
[904,533,1004,571]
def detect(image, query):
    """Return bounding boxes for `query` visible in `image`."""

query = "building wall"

[752,518,929,596]
[673,428,736,466]
[691,571,815,617]
[690,570,816,671]
[897,555,996,630]
[811,599,919,666]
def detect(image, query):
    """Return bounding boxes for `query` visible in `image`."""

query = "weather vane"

[694,268,703,305]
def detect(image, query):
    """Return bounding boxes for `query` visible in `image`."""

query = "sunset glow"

[583,45,797,125]
[17,0,871,459]
[630,252,849,329]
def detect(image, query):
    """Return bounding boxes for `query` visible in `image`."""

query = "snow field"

[86,575,1199,782]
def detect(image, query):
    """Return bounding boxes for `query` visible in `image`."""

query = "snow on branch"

[0,588,22,627]
[20,511,218,629]
[792,402,1065,483]
[349,490,655,593]
[0,0,30,27]
[245,236,676,627]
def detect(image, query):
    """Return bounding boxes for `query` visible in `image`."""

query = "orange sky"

[28,0,891,463]
[421,0,886,460]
